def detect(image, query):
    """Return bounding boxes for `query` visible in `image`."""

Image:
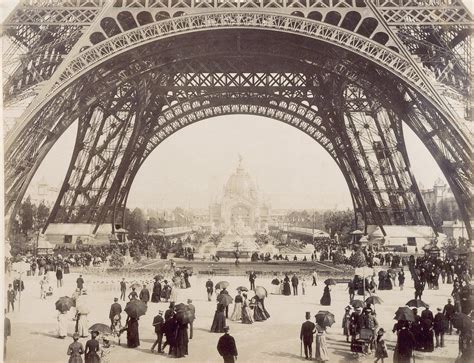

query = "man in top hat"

[109,298,122,329]
[433,307,447,348]
[151,310,164,353]
[300,312,315,359]
[187,299,196,339]
[217,326,238,363]
[442,298,455,334]
[420,305,434,351]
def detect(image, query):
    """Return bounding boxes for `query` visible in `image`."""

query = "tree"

[19,197,35,235]
[126,208,147,237]
[109,249,125,268]
[36,202,50,230]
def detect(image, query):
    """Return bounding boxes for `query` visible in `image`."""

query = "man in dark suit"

[442,298,455,334]
[187,299,196,339]
[151,311,164,353]
[76,275,84,291]
[300,312,315,359]
[217,326,238,363]
[291,274,299,296]
[249,272,256,291]
[139,284,150,304]
[109,298,122,328]
[120,278,127,301]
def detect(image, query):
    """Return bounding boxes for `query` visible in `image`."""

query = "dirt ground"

[4,267,461,363]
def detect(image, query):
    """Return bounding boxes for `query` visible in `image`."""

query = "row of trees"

[284,209,355,243]
[11,197,51,237]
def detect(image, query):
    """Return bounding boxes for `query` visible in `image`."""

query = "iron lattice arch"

[2,3,473,238]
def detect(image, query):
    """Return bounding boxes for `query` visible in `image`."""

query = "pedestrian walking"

[120,278,126,301]
[67,333,84,363]
[84,331,100,363]
[7,284,15,312]
[433,308,447,348]
[76,275,84,291]
[312,271,318,286]
[249,272,256,291]
[300,312,315,359]
[109,298,122,329]
[187,299,196,339]
[151,311,164,353]
[56,267,63,288]
[291,274,299,296]
[206,278,214,301]
[374,328,388,363]
[443,298,455,334]
[217,326,238,363]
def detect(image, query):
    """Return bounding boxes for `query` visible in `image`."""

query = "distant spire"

[238,153,243,169]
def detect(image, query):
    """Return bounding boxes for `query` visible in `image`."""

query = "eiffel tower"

[3,0,473,239]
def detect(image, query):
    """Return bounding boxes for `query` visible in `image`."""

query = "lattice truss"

[2,0,473,238]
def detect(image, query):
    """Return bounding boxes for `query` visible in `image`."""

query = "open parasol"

[254,286,267,299]
[217,294,233,306]
[130,282,143,290]
[237,286,249,292]
[125,300,147,319]
[271,278,280,285]
[315,311,335,328]
[387,268,398,275]
[365,296,383,305]
[154,275,163,281]
[406,299,429,308]
[351,300,365,309]
[451,312,472,333]
[324,278,337,286]
[89,323,112,335]
[55,296,74,313]
[215,281,230,290]
[394,307,415,322]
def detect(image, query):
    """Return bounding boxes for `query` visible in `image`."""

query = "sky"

[3,0,471,211]
[27,114,448,211]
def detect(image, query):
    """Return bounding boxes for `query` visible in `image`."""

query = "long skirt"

[315,333,329,362]
[127,319,140,348]
[272,284,280,295]
[58,313,68,337]
[170,288,178,303]
[320,291,331,306]
[283,282,291,296]
[151,292,161,303]
[77,314,89,337]
[254,303,270,322]
[241,306,253,324]
[210,311,226,333]
[231,302,242,321]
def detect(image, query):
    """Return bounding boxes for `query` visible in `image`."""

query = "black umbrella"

[366,296,383,305]
[217,294,233,306]
[237,286,249,292]
[55,296,74,313]
[89,323,112,335]
[215,281,230,290]
[394,307,415,322]
[125,300,147,319]
[315,311,335,328]
[351,300,365,309]
[406,299,428,308]
[452,312,472,333]
[324,279,337,286]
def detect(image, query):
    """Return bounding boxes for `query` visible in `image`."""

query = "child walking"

[374,328,388,363]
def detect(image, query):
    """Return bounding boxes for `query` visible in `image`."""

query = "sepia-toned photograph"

[1,0,473,362]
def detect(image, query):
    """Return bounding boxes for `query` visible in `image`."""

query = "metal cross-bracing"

[2,3,473,238]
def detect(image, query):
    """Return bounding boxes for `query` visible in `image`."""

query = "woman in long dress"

[271,276,280,295]
[210,303,226,332]
[151,280,161,303]
[252,296,270,322]
[57,311,68,338]
[84,331,100,363]
[320,285,331,306]
[231,292,243,321]
[169,283,178,303]
[315,323,329,362]
[241,294,253,324]
[126,316,140,348]
[77,313,89,338]
[283,274,291,296]
[67,333,84,363]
